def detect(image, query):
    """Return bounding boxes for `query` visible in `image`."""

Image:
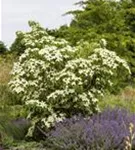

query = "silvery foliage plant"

[9,21,130,137]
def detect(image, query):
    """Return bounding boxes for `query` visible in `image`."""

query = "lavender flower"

[44,108,135,150]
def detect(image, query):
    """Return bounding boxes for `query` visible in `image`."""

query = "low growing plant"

[44,108,135,150]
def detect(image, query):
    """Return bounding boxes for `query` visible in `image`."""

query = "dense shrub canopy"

[9,21,130,138]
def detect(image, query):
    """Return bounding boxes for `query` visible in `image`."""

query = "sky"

[2,0,79,47]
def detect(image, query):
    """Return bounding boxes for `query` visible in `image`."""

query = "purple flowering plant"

[44,108,135,150]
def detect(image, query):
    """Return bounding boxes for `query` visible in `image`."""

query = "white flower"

[9,21,131,132]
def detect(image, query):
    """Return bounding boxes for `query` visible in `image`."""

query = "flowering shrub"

[9,21,130,138]
[44,108,135,150]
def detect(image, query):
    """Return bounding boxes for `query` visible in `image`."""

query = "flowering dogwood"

[9,21,130,137]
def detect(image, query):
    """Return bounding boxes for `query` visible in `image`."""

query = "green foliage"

[125,1,135,32]
[0,84,30,148]
[0,41,8,54]
[56,0,125,43]
[54,0,135,80]
[9,21,130,140]
[0,56,30,148]
[10,141,43,150]
[10,35,26,56]
[0,115,30,148]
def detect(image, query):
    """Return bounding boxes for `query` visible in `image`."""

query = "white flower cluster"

[9,21,130,132]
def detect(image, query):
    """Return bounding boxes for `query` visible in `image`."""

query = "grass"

[0,55,20,111]
[99,86,135,113]
[0,54,15,84]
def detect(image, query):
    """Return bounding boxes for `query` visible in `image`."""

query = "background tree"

[0,41,8,54]
[53,0,135,82]
[10,32,26,56]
